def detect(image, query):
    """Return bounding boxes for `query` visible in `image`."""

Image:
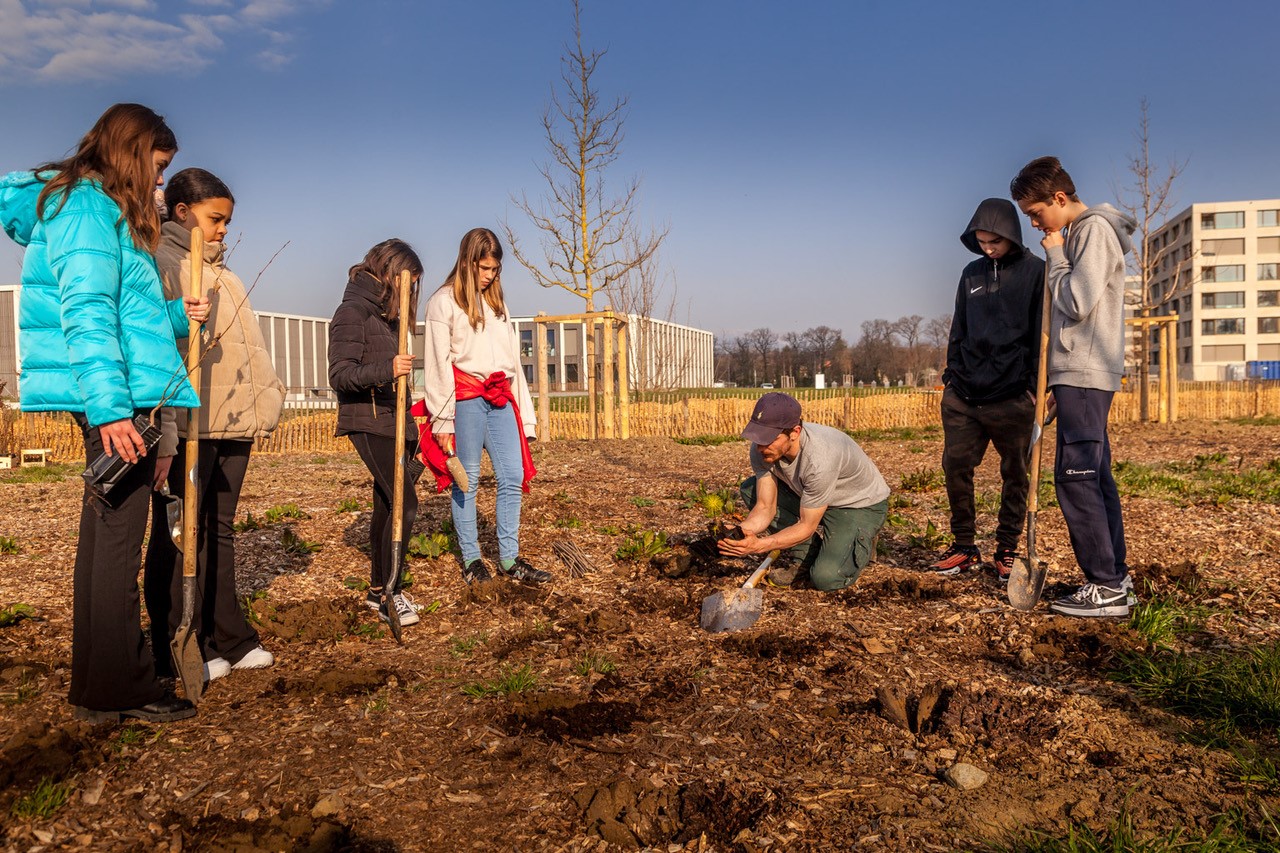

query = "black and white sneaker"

[1120,575,1138,607]
[1049,582,1131,618]
[498,557,551,584]
[365,589,426,615]
[462,559,494,585]
[368,591,420,626]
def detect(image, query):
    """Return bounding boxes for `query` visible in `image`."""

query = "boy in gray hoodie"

[1010,156,1138,617]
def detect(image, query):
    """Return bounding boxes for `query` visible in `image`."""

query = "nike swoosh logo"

[970,286,983,294]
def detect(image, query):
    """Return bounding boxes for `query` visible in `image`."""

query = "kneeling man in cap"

[719,393,890,591]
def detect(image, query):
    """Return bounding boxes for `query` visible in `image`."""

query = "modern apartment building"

[0,285,714,401]
[1146,199,1280,380]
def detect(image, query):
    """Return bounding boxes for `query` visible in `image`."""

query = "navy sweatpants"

[1051,385,1128,588]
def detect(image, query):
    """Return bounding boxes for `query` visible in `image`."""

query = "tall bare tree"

[743,327,778,385]
[505,0,665,428]
[1114,98,1194,420]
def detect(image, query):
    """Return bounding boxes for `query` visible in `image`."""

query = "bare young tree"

[504,0,665,426]
[743,327,778,385]
[1114,98,1194,420]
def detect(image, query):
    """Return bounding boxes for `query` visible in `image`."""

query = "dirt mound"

[723,631,834,663]
[250,596,356,642]
[575,775,773,847]
[869,575,953,600]
[0,721,91,802]
[502,692,641,740]
[939,686,1064,760]
[269,667,391,698]
[170,810,391,853]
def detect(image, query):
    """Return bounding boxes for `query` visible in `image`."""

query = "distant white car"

[761,382,774,389]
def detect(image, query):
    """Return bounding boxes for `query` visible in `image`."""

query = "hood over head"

[961,197,1026,257]
[1075,203,1137,255]
[0,171,46,248]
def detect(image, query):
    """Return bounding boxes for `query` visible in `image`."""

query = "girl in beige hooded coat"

[145,168,285,681]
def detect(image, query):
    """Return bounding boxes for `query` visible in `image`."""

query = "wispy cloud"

[0,0,323,83]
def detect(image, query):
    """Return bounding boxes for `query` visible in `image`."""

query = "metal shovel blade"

[1007,556,1048,611]
[160,484,183,551]
[171,577,204,703]
[700,587,764,633]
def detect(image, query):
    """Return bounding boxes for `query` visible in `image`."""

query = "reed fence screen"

[4,382,1279,459]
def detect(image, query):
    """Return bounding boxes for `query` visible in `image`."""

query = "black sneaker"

[930,544,980,576]
[992,548,1017,584]
[1049,582,1131,618]
[498,557,551,584]
[462,559,494,585]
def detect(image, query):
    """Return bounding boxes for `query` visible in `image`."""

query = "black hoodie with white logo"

[943,198,1045,404]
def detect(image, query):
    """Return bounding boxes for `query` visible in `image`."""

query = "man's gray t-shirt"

[750,422,890,510]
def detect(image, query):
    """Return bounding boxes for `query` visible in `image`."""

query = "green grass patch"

[553,517,584,529]
[336,497,364,513]
[1111,642,1280,735]
[1127,595,1210,650]
[1230,415,1280,427]
[10,777,71,819]
[984,807,1280,852]
[573,650,617,677]
[0,536,18,554]
[629,496,656,507]
[0,463,78,484]
[448,633,489,658]
[461,663,538,698]
[849,425,942,443]
[1113,456,1280,506]
[674,434,740,447]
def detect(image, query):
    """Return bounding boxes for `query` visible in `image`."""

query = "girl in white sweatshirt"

[422,228,548,585]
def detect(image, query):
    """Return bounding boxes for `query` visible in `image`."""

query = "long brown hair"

[348,238,423,323]
[444,227,507,330]
[36,103,178,252]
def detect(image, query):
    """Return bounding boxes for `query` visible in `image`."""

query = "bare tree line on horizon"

[714,314,952,389]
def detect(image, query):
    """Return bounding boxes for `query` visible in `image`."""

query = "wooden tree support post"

[1125,314,1179,424]
[617,320,630,440]
[601,312,615,439]
[535,312,550,442]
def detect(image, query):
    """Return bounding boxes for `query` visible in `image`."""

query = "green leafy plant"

[352,623,386,640]
[679,481,737,517]
[233,511,263,532]
[264,503,310,524]
[630,496,656,507]
[407,531,452,559]
[0,671,38,705]
[572,650,617,677]
[0,602,35,628]
[0,536,18,555]
[596,524,622,535]
[336,497,364,513]
[280,527,322,556]
[898,467,944,493]
[905,520,948,550]
[10,777,71,819]
[461,663,538,698]
[343,576,371,592]
[554,517,584,529]
[365,691,390,714]
[110,724,153,752]
[615,528,668,560]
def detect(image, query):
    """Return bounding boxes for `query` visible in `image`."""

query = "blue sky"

[1,0,1277,342]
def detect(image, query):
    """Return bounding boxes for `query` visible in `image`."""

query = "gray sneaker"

[1120,575,1138,607]
[1049,582,1131,618]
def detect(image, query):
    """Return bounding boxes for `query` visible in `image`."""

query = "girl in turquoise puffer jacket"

[0,104,210,723]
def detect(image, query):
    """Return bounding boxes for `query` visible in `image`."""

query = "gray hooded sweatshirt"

[1044,203,1137,391]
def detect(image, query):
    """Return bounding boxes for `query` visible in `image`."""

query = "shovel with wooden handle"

[1008,262,1053,611]
[172,226,205,702]
[384,270,413,644]
[700,549,781,633]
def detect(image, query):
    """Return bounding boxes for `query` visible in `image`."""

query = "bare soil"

[2,421,1280,851]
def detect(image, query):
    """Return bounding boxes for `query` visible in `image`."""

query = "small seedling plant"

[0,536,18,554]
[615,528,668,561]
[679,481,738,518]
[573,651,617,677]
[0,602,34,628]
[280,527,322,556]
[461,663,538,698]
[10,777,71,819]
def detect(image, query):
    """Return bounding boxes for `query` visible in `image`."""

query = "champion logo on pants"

[1065,468,1097,476]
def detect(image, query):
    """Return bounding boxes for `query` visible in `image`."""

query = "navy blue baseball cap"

[741,393,801,444]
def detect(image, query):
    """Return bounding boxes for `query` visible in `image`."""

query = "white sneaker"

[1120,575,1139,607]
[204,657,231,681]
[379,593,420,627]
[397,589,427,613]
[232,645,274,670]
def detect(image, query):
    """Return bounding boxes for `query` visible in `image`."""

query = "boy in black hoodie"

[930,198,1044,581]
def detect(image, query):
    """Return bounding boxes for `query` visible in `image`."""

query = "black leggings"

[348,432,420,590]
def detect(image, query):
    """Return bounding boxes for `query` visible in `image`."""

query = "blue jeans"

[452,396,524,564]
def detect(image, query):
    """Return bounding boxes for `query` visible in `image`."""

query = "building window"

[546,328,558,357]
[1202,318,1245,335]
[1261,317,1280,335]
[1202,238,1245,256]
[1202,344,1245,361]
[1259,290,1280,307]
[1260,343,1280,360]
[1201,211,1244,229]
[1260,237,1280,254]
[1201,265,1245,283]
[1179,320,1192,339]
[522,364,533,382]
[519,329,533,358]
[1259,210,1279,228]
[1260,265,1279,282]
[1202,291,1245,309]
[565,363,579,385]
